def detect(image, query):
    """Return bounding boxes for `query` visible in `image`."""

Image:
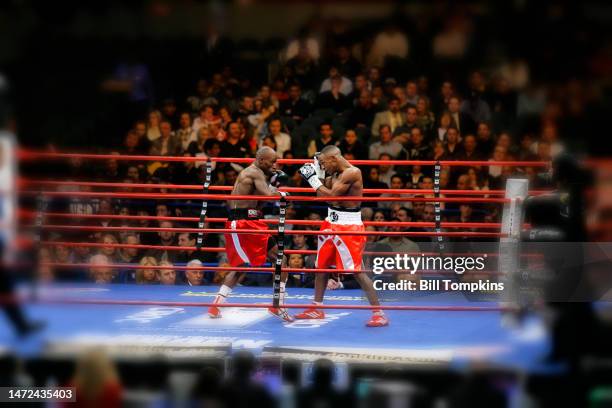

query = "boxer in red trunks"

[295,145,389,327]
[208,146,294,322]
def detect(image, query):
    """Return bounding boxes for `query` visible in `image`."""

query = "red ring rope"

[22,179,551,197]
[42,240,543,258]
[40,262,503,276]
[12,296,513,312]
[18,150,550,167]
[23,211,509,230]
[36,224,507,237]
[24,190,511,203]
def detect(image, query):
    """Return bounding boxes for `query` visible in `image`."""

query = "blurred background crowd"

[1,1,612,406]
[2,1,608,287]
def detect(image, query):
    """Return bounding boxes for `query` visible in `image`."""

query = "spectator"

[279,83,311,125]
[99,233,119,263]
[337,129,367,160]
[154,220,177,263]
[407,127,431,160]
[175,232,207,264]
[392,105,420,145]
[369,125,404,159]
[315,75,351,114]
[436,111,454,142]
[448,96,476,136]
[319,66,353,96]
[136,256,158,285]
[65,349,122,408]
[377,153,396,186]
[157,261,176,285]
[371,97,404,138]
[175,112,197,154]
[407,165,424,189]
[89,254,115,284]
[476,122,495,157]
[444,127,463,160]
[416,96,436,136]
[267,118,291,157]
[149,120,178,156]
[377,219,421,257]
[307,123,336,157]
[192,105,215,133]
[118,233,140,264]
[404,80,419,107]
[458,134,482,161]
[146,110,162,142]
[348,91,377,139]
[221,121,250,158]
[184,259,205,286]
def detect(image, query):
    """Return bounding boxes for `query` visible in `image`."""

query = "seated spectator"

[444,127,463,160]
[153,221,177,263]
[267,118,291,157]
[279,83,311,125]
[436,111,454,142]
[337,129,367,160]
[371,97,404,138]
[175,112,197,154]
[448,96,476,136]
[307,123,337,157]
[432,140,446,160]
[361,207,374,222]
[319,66,353,96]
[415,96,435,136]
[187,80,218,114]
[89,254,115,284]
[369,125,404,159]
[146,110,162,142]
[221,121,250,158]
[136,256,159,285]
[122,129,146,156]
[377,218,421,256]
[379,175,412,209]
[315,75,351,114]
[393,105,420,145]
[348,91,377,139]
[184,259,205,286]
[476,122,495,157]
[407,127,431,160]
[192,105,215,133]
[457,134,482,161]
[488,145,507,179]
[67,349,122,408]
[287,254,306,287]
[157,261,176,285]
[99,233,120,263]
[407,165,424,189]
[118,233,140,264]
[149,120,178,156]
[175,232,207,264]
[377,153,396,185]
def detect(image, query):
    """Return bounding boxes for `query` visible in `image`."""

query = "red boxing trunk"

[316,207,366,271]
[224,219,270,267]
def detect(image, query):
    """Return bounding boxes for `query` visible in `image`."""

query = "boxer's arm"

[252,172,280,196]
[316,167,358,197]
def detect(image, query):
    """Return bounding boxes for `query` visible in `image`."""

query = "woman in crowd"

[146,110,162,142]
[136,256,159,285]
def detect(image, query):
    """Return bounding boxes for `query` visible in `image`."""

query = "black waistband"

[329,206,361,213]
[228,208,263,220]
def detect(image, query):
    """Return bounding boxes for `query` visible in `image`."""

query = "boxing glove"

[270,170,289,187]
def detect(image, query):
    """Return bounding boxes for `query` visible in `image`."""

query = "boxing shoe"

[294,308,325,320]
[366,313,389,327]
[268,307,295,323]
[208,306,222,319]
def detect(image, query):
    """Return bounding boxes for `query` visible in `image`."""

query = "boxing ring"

[0,150,560,372]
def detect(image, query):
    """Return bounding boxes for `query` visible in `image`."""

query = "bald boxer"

[208,146,294,322]
[295,145,388,327]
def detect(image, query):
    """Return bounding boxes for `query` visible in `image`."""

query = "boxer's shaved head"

[256,146,276,160]
[318,145,347,174]
[255,146,277,175]
[320,145,341,157]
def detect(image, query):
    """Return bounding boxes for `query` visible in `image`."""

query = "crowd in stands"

[35,12,597,288]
